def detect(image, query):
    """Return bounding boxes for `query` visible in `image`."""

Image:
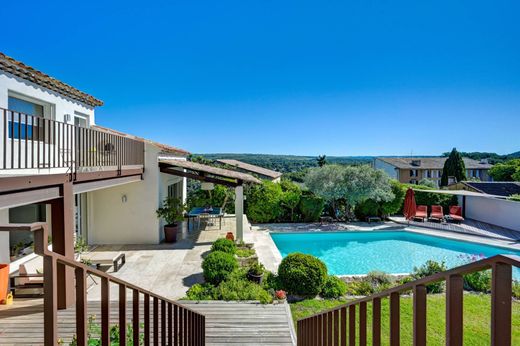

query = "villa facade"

[0,52,189,274]
[373,156,493,186]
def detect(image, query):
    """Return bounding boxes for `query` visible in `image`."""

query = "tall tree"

[440,148,467,186]
[317,155,327,167]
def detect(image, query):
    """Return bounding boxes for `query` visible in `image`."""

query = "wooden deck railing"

[1,108,144,172]
[2,223,205,346]
[297,254,519,346]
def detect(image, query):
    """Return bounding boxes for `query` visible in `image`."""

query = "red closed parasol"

[403,188,417,220]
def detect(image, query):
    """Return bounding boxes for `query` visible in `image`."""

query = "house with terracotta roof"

[373,156,493,186]
[217,159,283,182]
[0,52,191,269]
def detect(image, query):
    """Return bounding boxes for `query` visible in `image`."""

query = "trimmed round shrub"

[211,238,236,254]
[278,253,327,297]
[320,276,347,298]
[202,251,238,285]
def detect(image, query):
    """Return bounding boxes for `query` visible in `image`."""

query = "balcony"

[0,108,144,178]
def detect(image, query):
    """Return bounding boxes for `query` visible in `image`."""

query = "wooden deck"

[0,299,295,346]
[181,301,295,346]
[389,216,520,242]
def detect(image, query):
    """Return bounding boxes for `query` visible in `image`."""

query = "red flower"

[275,290,286,300]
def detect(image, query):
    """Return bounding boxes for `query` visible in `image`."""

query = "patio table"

[187,207,224,230]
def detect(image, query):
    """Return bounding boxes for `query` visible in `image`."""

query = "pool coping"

[252,221,520,277]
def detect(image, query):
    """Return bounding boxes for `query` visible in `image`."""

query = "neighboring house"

[217,159,282,182]
[448,181,520,198]
[373,157,493,186]
[0,52,189,272]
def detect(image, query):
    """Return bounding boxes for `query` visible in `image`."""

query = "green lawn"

[290,294,520,345]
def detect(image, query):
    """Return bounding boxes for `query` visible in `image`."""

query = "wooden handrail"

[1,223,206,345]
[297,253,518,346]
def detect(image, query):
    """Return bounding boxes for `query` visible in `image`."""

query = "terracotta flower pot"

[247,272,264,284]
[0,264,9,304]
[226,232,234,241]
[164,224,179,243]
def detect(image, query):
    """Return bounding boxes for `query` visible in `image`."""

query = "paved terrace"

[389,216,520,242]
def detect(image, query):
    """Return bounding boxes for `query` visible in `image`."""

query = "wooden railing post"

[153,297,159,346]
[340,307,347,346]
[390,292,400,346]
[133,289,139,346]
[372,298,381,346]
[144,294,150,346]
[119,284,127,346]
[75,267,88,346]
[43,255,57,346]
[101,277,110,346]
[413,285,427,346]
[348,305,355,346]
[359,302,367,346]
[491,262,512,346]
[446,275,463,346]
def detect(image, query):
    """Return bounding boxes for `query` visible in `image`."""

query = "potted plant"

[156,197,185,243]
[247,262,265,284]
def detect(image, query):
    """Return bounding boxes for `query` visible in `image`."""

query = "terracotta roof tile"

[0,52,103,107]
[376,157,493,169]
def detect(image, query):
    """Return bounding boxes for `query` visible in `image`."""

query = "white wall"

[0,71,96,174]
[87,144,187,244]
[464,196,520,232]
[0,72,95,124]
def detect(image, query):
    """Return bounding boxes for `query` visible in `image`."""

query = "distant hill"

[196,153,373,173]
[196,151,519,175]
[441,151,520,164]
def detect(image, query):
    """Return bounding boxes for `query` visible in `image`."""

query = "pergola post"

[49,182,75,309]
[235,183,244,242]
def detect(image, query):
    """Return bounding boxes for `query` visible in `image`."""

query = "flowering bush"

[275,290,287,300]
[457,254,491,293]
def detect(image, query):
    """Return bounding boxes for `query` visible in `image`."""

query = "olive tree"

[305,164,394,219]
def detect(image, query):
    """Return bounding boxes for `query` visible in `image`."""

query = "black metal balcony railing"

[1,108,144,172]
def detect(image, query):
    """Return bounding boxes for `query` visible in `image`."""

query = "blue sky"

[3,0,519,156]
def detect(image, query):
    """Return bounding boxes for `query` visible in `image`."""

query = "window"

[74,112,89,128]
[168,182,183,200]
[7,95,52,140]
[410,169,418,177]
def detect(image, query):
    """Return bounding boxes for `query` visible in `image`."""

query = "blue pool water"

[270,230,520,277]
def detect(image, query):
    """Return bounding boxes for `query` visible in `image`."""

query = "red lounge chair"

[449,206,464,223]
[414,205,428,221]
[430,205,444,222]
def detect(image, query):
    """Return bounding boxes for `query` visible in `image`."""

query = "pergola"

[159,159,261,241]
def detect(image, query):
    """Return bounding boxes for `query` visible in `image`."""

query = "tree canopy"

[441,148,466,186]
[304,164,394,218]
[489,159,520,181]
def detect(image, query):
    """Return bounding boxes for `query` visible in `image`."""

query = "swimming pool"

[270,229,520,277]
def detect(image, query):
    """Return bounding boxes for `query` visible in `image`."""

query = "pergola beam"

[159,166,239,187]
